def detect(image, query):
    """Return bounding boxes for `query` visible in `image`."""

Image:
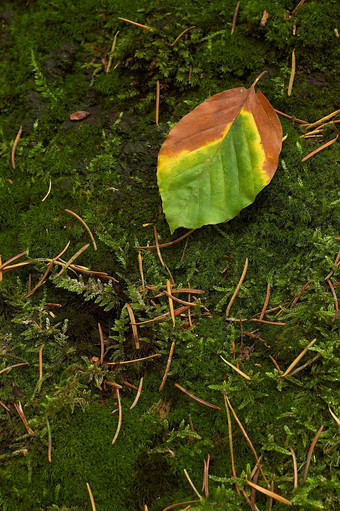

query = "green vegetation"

[0,0,339,510]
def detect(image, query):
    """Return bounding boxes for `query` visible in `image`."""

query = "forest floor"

[0,1,339,510]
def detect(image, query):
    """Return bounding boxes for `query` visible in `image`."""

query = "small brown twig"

[302,425,324,484]
[292,0,308,16]
[11,125,23,169]
[175,384,220,410]
[0,361,29,375]
[274,109,308,125]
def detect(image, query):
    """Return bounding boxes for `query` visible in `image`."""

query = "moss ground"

[0,1,339,510]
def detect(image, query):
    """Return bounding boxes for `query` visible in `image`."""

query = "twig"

[288,49,295,96]
[245,478,292,506]
[327,279,339,322]
[281,338,317,377]
[41,178,52,202]
[226,258,248,317]
[11,125,23,169]
[159,340,176,392]
[175,384,220,410]
[126,303,140,349]
[98,323,105,364]
[86,482,97,511]
[130,377,144,409]
[64,209,97,250]
[220,355,251,380]
[301,135,338,162]
[184,469,202,500]
[156,80,160,126]
[290,448,298,489]
[167,26,196,46]
[107,353,161,366]
[274,109,308,124]
[259,283,271,320]
[224,394,269,485]
[46,417,52,462]
[112,388,122,445]
[251,70,267,89]
[231,1,240,35]
[38,345,44,393]
[302,425,324,484]
[117,17,153,31]
[135,229,195,250]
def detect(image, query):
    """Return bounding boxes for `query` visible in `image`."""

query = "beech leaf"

[157,86,282,233]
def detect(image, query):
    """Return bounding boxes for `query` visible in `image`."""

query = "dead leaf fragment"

[260,10,268,26]
[69,111,91,121]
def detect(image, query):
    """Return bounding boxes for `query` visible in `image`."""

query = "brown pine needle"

[292,0,308,16]
[112,389,122,445]
[223,395,240,496]
[107,353,161,366]
[269,355,282,373]
[105,381,123,389]
[0,361,28,375]
[167,26,196,46]
[231,1,240,35]
[224,394,269,485]
[302,425,324,484]
[64,209,97,250]
[117,17,153,31]
[38,345,44,394]
[290,280,311,309]
[156,80,160,126]
[290,447,298,489]
[41,178,52,202]
[133,306,190,325]
[0,251,27,271]
[54,243,90,279]
[220,355,251,380]
[130,377,144,409]
[245,478,292,506]
[126,303,140,349]
[175,384,221,410]
[303,109,340,130]
[153,226,164,264]
[0,255,2,282]
[301,135,338,162]
[288,49,296,96]
[180,235,189,263]
[98,323,105,364]
[163,500,201,511]
[184,469,202,500]
[226,258,248,317]
[138,252,145,289]
[167,280,176,327]
[46,417,52,463]
[328,405,340,426]
[11,125,23,169]
[281,338,317,377]
[204,454,210,499]
[288,353,321,377]
[159,340,176,392]
[259,283,271,320]
[135,229,195,250]
[327,279,339,322]
[163,291,202,308]
[0,401,10,412]
[251,318,285,326]
[86,482,97,511]
[14,402,34,435]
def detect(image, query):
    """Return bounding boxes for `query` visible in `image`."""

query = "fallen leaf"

[69,111,91,121]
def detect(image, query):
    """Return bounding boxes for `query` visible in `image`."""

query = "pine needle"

[175,384,221,410]
[86,482,97,511]
[184,469,202,500]
[220,355,251,380]
[303,109,340,130]
[167,280,176,327]
[245,478,292,506]
[107,353,161,366]
[159,340,176,392]
[126,303,140,349]
[328,405,340,426]
[301,135,338,162]
[259,283,271,320]
[223,395,240,496]
[281,338,317,377]
[231,1,240,35]
[163,500,201,511]
[37,345,44,394]
[167,26,196,46]
[41,178,52,202]
[130,377,143,409]
[302,425,324,484]
[112,389,122,445]
[290,447,298,489]
[64,209,97,250]
[288,49,295,96]
[46,417,52,463]
[156,80,160,126]
[117,17,153,31]
[11,125,23,169]
[0,361,28,375]
[135,229,195,250]
[226,258,248,317]
[138,252,145,289]
[14,402,34,435]
[98,323,105,364]
[54,243,90,279]
[327,278,339,322]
